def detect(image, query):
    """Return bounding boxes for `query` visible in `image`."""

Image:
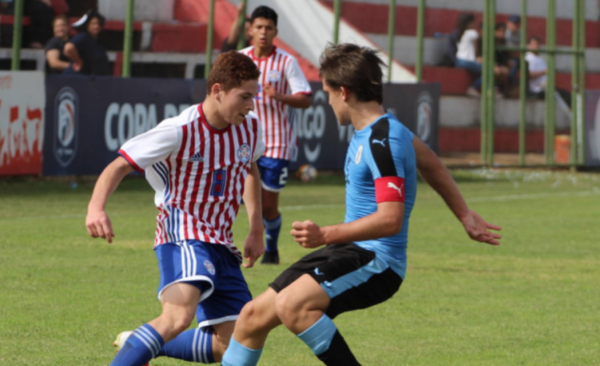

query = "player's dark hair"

[207,51,260,94]
[251,5,278,26]
[319,43,385,104]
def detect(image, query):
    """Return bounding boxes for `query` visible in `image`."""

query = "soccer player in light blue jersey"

[221,43,502,366]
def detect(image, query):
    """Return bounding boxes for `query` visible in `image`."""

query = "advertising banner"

[43,76,439,175]
[43,76,204,175]
[0,71,45,176]
[292,82,440,170]
[585,90,600,167]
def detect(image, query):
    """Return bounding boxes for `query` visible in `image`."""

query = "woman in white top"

[454,13,482,96]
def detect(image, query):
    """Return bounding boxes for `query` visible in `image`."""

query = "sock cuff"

[221,337,263,366]
[133,324,165,358]
[297,314,337,356]
[196,327,214,363]
[263,215,282,230]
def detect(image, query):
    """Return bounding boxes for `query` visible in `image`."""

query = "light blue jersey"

[344,113,417,278]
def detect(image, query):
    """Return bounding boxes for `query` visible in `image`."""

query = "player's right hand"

[86,210,115,243]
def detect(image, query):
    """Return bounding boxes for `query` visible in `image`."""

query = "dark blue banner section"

[43,76,205,175]
[43,76,439,175]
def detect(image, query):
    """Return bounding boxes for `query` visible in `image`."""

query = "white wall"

[336,0,600,21]
[98,0,174,22]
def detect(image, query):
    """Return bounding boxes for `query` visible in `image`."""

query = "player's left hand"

[242,231,265,268]
[460,210,502,245]
[291,220,324,248]
[263,84,279,99]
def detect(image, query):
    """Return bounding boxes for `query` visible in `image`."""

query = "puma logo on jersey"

[387,182,403,197]
[189,152,204,162]
[372,138,387,147]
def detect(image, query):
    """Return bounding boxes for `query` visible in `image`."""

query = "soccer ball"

[296,164,318,183]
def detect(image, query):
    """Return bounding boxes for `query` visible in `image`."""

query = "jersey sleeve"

[118,120,180,172]
[366,118,412,203]
[284,57,312,96]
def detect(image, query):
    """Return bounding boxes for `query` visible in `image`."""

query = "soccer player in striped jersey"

[86,51,265,366]
[221,44,501,366]
[239,5,312,264]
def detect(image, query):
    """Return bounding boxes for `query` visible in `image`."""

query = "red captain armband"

[375,176,405,203]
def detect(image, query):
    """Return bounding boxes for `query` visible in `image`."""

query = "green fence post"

[545,0,556,165]
[237,0,247,50]
[11,0,25,71]
[570,0,579,166]
[519,0,528,166]
[578,0,586,165]
[204,0,216,79]
[480,0,489,165]
[415,0,425,82]
[487,0,496,166]
[387,0,396,83]
[333,0,342,44]
[122,0,135,77]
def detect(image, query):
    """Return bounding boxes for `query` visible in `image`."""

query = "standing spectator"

[493,22,511,94]
[454,13,482,97]
[63,9,110,76]
[45,15,70,74]
[221,2,251,53]
[505,15,521,48]
[239,6,312,264]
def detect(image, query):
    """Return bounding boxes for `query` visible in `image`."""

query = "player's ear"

[340,86,350,101]
[212,83,222,101]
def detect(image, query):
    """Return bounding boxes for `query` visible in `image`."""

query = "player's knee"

[238,301,270,333]
[274,291,303,325]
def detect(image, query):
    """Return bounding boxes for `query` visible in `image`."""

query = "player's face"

[219,79,258,126]
[250,18,277,49]
[323,81,350,125]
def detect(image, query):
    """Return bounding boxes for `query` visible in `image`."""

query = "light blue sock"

[297,314,337,355]
[221,337,263,366]
[264,215,282,253]
[110,324,164,366]
[156,327,214,363]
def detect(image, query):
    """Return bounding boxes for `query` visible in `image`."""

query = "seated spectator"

[63,10,110,76]
[453,13,482,97]
[525,36,546,97]
[24,0,55,48]
[221,2,251,52]
[45,14,70,74]
[493,22,511,93]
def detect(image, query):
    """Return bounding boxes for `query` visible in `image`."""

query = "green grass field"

[1,170,599,365]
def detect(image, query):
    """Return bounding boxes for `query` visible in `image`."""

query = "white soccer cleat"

[112,331,133,353]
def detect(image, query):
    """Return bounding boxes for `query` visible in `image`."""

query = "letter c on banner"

[105,103,120,151]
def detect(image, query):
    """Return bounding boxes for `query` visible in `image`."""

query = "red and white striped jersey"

[118,104,265,262]
[239,46,312,161]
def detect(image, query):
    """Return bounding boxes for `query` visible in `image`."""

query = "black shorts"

[270,243,403,319]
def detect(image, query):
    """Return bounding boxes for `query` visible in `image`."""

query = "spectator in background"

[505,15,521,48]
[221,2,251,52]
[23,0,55,48]
[454,13,482,97]
[45,15,70,74]
[492,22,511,95]
[525,36,547,97]
[63,9,110,76]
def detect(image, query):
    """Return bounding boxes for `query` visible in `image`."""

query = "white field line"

[1,190,598,221]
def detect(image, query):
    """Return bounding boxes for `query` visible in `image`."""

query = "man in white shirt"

[525,36,547,96]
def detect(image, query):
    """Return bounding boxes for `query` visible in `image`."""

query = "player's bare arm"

[291,201,404,248]
[86,156,134,243]
[262,85,311,109]
[412,137,501,245]
[241,162,265,267]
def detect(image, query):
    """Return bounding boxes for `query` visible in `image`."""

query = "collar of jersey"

[250,45,277,61]
[353,113,391,136]
[197,104,232,134]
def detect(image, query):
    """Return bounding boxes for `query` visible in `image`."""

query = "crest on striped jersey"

[237,143,251,163]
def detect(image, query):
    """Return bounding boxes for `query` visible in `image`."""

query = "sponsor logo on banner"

[0,72,45,175]
[416,91,432,142]
[296,90,327,163]
[54,87,78,167]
